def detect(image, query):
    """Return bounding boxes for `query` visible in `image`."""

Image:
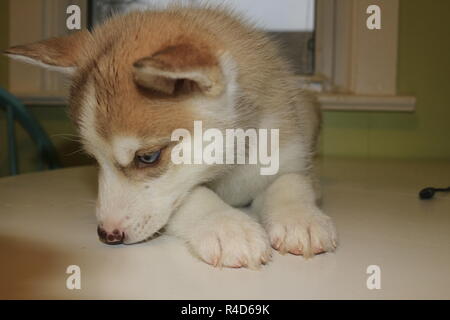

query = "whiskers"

[64,148,86,157]
[50,133,88,157]
[77,198,97,208]
[50,133,82,143]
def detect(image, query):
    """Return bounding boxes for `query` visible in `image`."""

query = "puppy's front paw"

[266,207,337,258]
[189,210,272,269]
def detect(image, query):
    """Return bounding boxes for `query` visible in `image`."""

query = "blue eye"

[136,150,161,166]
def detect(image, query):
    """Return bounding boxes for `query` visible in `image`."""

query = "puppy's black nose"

[97,226,124,245]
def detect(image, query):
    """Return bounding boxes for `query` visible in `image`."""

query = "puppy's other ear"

[132,43,225,97]
[3,30,90,76]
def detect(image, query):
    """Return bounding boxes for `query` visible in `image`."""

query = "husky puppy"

[5,5,337,269]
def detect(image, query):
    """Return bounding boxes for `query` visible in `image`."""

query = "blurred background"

[1,0,450,177]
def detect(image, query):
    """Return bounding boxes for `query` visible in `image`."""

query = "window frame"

[313,0,416,112]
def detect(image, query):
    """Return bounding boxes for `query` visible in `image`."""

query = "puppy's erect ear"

[3,30,90,76]
[132,43,225,97]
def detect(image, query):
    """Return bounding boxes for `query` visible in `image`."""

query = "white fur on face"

[78,81,222,244]
[95,156,220,244]
[112,136,141,167]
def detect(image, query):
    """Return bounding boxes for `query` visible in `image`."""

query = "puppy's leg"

[252,173,337,257]
[166,186,272,269]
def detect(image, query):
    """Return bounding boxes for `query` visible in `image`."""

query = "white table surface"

[0,157,449,299]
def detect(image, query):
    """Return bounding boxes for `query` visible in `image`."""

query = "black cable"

[419,186,450,199]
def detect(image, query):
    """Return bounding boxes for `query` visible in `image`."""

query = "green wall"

[319,0,450,159]
[1,0,450,177]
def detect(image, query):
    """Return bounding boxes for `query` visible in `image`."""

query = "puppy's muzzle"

[97,226,125,245]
